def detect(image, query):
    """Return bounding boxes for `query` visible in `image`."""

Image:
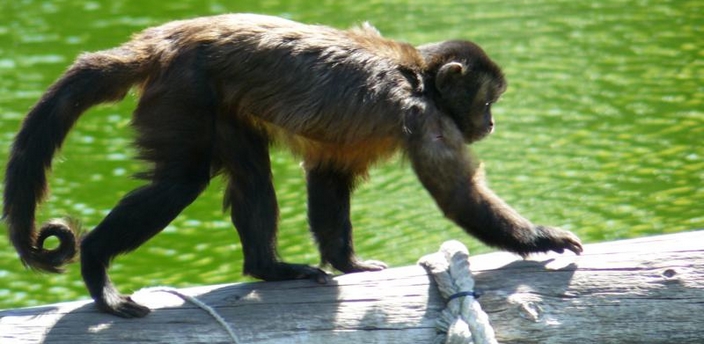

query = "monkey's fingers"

[535,226,583,256]
[351,259,388,272]
[556,233,583,256]
[557,230,583,255]
[564,238,584,255]
[311,270,332,284]
[289,263,331,284]
[332,258,388,273]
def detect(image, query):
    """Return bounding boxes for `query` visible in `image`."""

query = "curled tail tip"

[19,218,81,273]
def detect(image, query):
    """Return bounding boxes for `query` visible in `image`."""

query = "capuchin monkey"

[3,14,582,318]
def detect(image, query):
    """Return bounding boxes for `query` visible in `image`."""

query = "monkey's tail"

[3,46,152,273]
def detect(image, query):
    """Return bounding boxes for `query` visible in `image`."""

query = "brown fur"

[3,14,581,318]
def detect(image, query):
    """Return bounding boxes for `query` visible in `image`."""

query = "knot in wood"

[517,300,543,322]
[662,268,677,278]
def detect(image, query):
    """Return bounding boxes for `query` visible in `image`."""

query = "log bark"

[1,231,702,343]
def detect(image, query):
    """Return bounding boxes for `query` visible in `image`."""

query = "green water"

[0,0,701,309]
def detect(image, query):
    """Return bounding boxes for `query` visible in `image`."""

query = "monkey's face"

[434,62,506,144]
[419,40,506,143]
[466,74,506,143]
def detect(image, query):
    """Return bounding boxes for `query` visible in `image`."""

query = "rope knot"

[419,240,498,344]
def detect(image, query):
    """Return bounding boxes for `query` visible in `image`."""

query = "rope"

[139,286,241,343]
[418,240,498,344]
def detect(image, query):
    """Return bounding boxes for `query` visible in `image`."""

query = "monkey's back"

[129,14,425,147]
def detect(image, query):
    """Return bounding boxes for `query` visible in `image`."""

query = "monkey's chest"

[261,120,400,173]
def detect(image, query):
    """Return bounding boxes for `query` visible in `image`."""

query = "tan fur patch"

[255,119,400,174]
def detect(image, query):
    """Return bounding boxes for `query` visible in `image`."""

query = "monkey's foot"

[532,226,584,256]
[248,262,331,284]
[331,257,388,274]
[95,293,151,318]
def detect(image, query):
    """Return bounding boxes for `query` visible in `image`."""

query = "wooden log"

[1,230,702,343]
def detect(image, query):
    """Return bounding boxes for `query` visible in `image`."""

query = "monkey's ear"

[435,62,465,95]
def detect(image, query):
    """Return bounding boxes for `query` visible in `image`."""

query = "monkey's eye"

[485,99,499,108]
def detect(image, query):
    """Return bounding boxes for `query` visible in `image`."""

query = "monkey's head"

[419,40,507,143]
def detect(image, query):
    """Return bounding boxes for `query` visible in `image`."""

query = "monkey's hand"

[527,226,584,257]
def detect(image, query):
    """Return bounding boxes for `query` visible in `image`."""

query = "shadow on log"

[1,230,703,343]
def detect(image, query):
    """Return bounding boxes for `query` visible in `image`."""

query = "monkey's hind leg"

[80,177,208,317]
[220,121,329,283]
[77,47,222,317]
[306,166,387,273]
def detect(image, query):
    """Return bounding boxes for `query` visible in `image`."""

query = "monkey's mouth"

[465,130,492,143]
[482,123,495,137]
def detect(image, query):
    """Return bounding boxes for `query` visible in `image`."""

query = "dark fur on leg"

[81,181,208,317]
[219,120,329,283]
[306,166,386,273]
